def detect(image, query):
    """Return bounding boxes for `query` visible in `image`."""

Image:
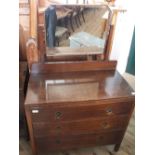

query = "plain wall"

[110,0,135,74]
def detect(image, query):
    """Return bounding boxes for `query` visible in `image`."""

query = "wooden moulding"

[29,0,38,38]
[30,60,117,74]
[26,38,39,70]
[104,24,115,60]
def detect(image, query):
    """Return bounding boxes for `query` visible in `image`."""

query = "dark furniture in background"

[19,24,28,129]
[25,61,135,155]
[19,23,30,138]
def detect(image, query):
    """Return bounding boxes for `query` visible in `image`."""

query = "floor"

[19,73,135,155]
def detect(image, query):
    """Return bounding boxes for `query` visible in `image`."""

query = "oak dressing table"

[25,1,133,155]
[25,61,135,155]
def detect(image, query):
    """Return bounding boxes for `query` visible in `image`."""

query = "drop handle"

[102,122,110,129]
[105,108,113,115]
[55,111,62,119]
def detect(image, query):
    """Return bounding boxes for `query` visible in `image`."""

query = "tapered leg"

[70,17,74,32]
[114,143,121,152]
[64,17,68,28]
[77,14,81,25]
[81,11,85,22]
[75,16,79,28]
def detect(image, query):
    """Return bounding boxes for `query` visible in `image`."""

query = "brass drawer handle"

[55,139,61,144]
[105,108,113,115]
[102,122,110,129]
[55,111,62,119]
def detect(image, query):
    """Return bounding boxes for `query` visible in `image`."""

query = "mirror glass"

[45,5,108,47]
[40,0,110,61]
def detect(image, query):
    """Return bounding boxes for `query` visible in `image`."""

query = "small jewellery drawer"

[35,130,123,152]
[33,115,128,138]
[31,101,133,123]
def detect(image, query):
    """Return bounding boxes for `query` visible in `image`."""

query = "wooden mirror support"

[26,0,126,71]
[26,0,39,71]
[26,38,39,70]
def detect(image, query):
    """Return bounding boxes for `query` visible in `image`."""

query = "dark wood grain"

[19,25,27,61]
[33,115,129,137]
[30,101,133,123]
[25,108,37,155]
[38,24,46,62]
[25,62,135,155]
[35,130,123,152]
[30,61,117,74]
[25,66,134,104]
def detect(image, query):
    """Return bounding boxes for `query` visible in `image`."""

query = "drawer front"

[33,115,128,138]
[35,130,123,152]
[31,101,133,123]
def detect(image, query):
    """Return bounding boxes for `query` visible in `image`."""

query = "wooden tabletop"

[25,62,134,105]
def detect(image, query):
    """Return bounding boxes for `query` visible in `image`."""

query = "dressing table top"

[25,63,134,105]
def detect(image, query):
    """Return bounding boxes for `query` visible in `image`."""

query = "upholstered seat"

[55,26,68,37]
[55,26,70,46]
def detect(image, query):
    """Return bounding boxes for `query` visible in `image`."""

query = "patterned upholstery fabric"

[55,26,68,38]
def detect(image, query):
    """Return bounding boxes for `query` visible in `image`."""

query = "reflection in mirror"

[40,2,111,61]
[45,79,99,102]
[45,5,107,48]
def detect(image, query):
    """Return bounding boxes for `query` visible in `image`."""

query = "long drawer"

[35,130,123,152]
[31,101,133,123]
[33,115,128,138]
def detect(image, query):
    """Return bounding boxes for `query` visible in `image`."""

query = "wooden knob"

[105,108,113,115]
[55,111,62,119]
[102,122,110,129]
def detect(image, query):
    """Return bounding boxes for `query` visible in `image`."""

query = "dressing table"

[25,1,134,155]
[25,61,134,155]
